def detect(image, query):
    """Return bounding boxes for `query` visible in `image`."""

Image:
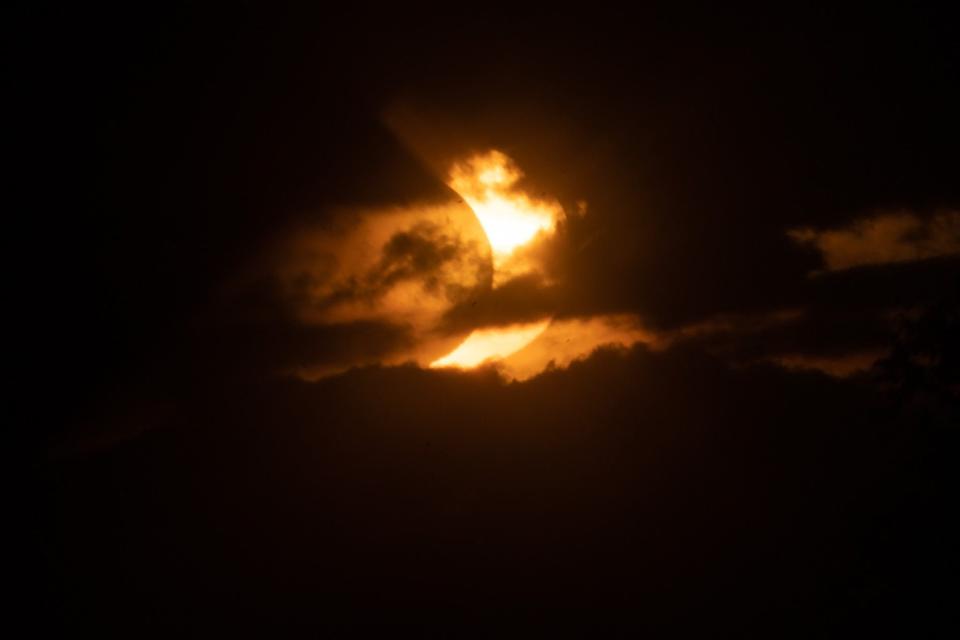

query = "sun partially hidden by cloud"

[430,315,658,378]
[448,150,564,282]
[270,146,889,384]
[789,210,960,273]
[430,318,552,369]
[266,146,908,384]
[427,150,570,370]
[268,148,580,379]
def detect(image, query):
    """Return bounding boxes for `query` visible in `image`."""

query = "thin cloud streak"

[789,210,960,273]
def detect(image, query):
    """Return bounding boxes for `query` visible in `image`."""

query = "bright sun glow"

[430,319,551,369]
[448,151,561,261]
[430,151,565,371]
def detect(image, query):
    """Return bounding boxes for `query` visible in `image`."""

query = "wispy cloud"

[789,210,960,272]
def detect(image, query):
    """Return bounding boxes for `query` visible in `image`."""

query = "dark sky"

[17,4,960,636]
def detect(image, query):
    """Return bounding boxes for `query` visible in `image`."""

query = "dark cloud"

[292,220,489,319]
[693,308,898,361]
[42,345,958,634]
[440,273,559,333]
[379,223,462,284]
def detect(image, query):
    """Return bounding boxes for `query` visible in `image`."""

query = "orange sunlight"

[447,151,562,266]
[430,319,552,369]
[430,150,566,370]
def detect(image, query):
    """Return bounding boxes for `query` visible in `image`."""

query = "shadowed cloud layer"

[44,344,959,634]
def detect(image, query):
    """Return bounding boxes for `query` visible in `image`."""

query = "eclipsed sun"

[430,151,564,370]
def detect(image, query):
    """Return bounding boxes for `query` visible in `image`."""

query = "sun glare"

[430,319,551,369]
[429,151,566,371]
[448,151,561,262]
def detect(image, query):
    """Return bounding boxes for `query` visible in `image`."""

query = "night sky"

[17,4,960,636]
